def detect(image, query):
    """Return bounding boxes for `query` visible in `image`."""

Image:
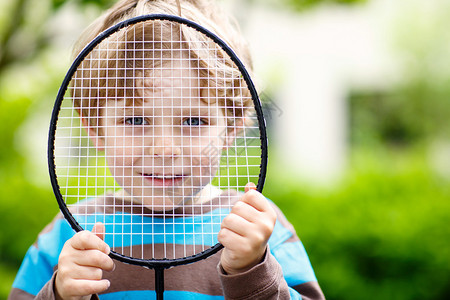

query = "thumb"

[92,222,106,241]
[244,182,257,193]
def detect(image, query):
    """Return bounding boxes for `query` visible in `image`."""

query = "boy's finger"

[67,279,110,297]
[221,212,251,237]
[244,182,257,193]
[230,201,260,223]
[71,231,110,254]
[75,249,115,271]
[242,182,267,211]
[218,227,247,249]
[240,189,270,213]
[92,222,106,241]
[68,264,105,281]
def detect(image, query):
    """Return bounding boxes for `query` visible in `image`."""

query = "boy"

[9,0,325,299]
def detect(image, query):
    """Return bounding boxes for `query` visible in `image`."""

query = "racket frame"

[48,14,268,270]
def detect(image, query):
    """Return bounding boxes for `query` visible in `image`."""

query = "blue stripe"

[99,290,225,299]
[267,219,293,249]
[38,218,75,264]
[75,208,231,248]
[12,246,54,296]
[272,241,317,286]
[12,218,75,296]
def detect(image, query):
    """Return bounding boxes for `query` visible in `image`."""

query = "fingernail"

[245,182,257,192]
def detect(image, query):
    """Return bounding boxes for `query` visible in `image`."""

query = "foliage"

[285,0,366,11]
[51,0,115,9]
[264,149,450,300]
[349,69,450,149]
[349,0,450,148]
[0,0,114,73]
[0,97,57,295]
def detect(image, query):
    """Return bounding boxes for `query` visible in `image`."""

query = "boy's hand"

[218,183,277,275]
[55,222,115,300]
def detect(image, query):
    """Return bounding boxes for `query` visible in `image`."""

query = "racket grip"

[155,267,165,300]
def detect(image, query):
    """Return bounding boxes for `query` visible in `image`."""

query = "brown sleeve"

[293,281,325,300]
[218,249,290,300]
[8,272,100,300]
[8,288,36,300]
[8,273,57,300]
[35,273,57,299]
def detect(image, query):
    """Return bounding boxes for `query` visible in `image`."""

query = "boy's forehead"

[134,53,200,87]
[143,61,199,88]
[104,93,216,112]
[104,54,203,102]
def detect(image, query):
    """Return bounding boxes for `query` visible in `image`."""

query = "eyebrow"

[181,106,220,116]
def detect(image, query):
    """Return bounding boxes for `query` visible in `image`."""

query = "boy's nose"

[146,135,182,157]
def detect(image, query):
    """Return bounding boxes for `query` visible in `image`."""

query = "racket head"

[48,14,267,269]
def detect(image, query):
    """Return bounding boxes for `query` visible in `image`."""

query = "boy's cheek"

[83,129,105,151]
[222,126,243,149]
[92,136,106,150]
[224,136,236,149]
[80,116,106,151]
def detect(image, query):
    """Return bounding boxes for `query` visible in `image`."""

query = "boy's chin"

[142,196,188,212]
[114,189,194,211]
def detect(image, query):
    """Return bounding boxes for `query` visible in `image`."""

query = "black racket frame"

[48,13,268,299]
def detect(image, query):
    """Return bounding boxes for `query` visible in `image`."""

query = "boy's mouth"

[140,173,185,187]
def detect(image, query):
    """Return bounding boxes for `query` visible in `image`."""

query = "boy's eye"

[183,117,206,126]
[125,117,147,126]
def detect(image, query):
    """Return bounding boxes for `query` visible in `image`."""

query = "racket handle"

[155,267,165,300]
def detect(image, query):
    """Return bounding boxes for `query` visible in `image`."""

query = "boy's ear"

[79,114,105,151]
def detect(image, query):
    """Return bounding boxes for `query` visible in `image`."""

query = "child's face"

[95,58,230,211]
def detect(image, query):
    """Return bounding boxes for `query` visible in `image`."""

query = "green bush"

[0,92,59,298]
[265,151,450,300]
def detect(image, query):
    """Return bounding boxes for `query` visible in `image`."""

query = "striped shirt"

[9,191,324,299]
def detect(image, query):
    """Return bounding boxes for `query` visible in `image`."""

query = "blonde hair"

[72,0,254,128]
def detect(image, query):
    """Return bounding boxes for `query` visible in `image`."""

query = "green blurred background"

[1,0,449,299]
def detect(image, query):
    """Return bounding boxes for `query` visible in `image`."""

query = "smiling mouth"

[140,173,185,187]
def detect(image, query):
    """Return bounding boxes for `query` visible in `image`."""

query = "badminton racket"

[48,14,267,299]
